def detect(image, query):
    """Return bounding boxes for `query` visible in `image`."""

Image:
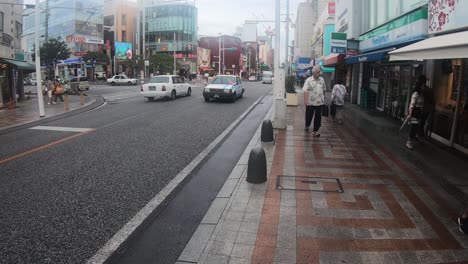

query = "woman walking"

[52,79,64,104]
[405,82,424,149]
[331,79,348,124]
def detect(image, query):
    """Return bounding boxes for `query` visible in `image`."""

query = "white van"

[262,71,273,84]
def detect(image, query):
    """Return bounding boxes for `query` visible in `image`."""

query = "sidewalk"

[177,94,468,263]
[0,93,99,132]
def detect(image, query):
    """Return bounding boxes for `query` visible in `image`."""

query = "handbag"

[322,104,329,117]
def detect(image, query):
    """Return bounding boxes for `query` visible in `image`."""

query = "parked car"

[30,78,44,86]
[203,75,244,102]
[140,75,192,101]
[70,76,89,91]
[107,75,138,86]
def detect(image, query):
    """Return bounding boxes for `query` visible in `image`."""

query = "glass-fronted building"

[144,1,198,74]
[23,0,104,57]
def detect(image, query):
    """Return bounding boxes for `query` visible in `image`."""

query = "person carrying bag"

[331,79,348,124]
[52,79,65,104]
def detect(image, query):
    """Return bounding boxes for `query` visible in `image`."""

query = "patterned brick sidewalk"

[178,104,468,264]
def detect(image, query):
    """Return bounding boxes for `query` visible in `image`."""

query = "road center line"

[29,126,94,133]
[0,129,95,165]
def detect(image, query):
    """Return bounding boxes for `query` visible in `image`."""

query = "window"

[16,22,22,38]
[0,12,3,32]
[376,0,386,26]
[122,30,126,42]
[402,0,425,13]
[122,14,127,26]
[387,0,399,20]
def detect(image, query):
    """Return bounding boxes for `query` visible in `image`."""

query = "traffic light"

[228,47,237,51]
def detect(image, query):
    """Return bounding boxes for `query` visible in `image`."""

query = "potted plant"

[285,76,298,106]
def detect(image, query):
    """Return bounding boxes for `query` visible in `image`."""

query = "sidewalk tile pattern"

[179,105,468,264]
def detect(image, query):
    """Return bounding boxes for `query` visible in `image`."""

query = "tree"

[82,51,110,65]
[33,38,71,79]
[148,53,179,75]
[261,64,271,71]
[122,55,144,77]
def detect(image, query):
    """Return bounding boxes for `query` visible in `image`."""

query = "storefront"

[347,7,428,114]
[390,30,468,153]
[0,59,35,107]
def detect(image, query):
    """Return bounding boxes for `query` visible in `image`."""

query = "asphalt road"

[0,81,273,263]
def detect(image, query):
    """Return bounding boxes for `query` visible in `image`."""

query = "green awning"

[0,59,36,72]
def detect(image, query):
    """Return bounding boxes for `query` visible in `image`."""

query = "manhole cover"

[276,175,344,193]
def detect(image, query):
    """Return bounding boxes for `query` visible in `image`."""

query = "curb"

[177,104,275,263]
[0,96,105,136]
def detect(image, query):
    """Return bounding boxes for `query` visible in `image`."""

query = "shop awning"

[389,31,468,61]
[345,48,395,64]
[0,59,36,72]
[323,53,345,66]
[199,66,214,71]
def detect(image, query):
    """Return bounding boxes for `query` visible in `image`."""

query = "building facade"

[388,0,468,153]
[104,0,137,76]
[293,0,314,66]
[198,35,242,76]
[143,0,198,74]
[258,36,272,71]
[0,0,33,108]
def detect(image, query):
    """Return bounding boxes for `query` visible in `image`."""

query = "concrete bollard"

[80,92,84,105]
[246,147,267,184]
[261,119,274,142]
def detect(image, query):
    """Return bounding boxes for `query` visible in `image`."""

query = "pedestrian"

[418,75,434,138]
[303,66,327,137]
[44,77,53,105]
[52,79,64,104]
[405,81,424,149]
[331,78,348,124]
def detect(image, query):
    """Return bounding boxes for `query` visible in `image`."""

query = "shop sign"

[66,35,86,43]
[331,32,347,54]
[328,2,335,15]
[429,0,468,34]
[359,8,428,52]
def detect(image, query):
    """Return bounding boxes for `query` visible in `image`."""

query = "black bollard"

[261,119,274,142]
[246,147,267,184]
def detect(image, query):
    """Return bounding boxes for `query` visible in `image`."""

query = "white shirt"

[302,76,326,106]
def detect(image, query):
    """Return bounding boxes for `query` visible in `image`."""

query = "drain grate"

[276,175,344,193]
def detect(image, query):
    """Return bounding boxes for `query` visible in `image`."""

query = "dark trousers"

[305,105,322,132]
[419,112,430,137]
[409,123,419,140]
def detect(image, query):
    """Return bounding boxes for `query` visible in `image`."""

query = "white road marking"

[29,126,94,133]
[86,94,270,264]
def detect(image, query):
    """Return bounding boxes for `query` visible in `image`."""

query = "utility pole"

[142,0,146,77]
[44,0,49,41]
[218,33,221,75]
[173,32,177,75]
[272,0,286,129]
[35,0,45,117]
[222,35,225,74]
[284,0,289,76]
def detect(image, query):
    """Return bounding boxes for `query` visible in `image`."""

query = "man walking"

[303,66,327,136]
